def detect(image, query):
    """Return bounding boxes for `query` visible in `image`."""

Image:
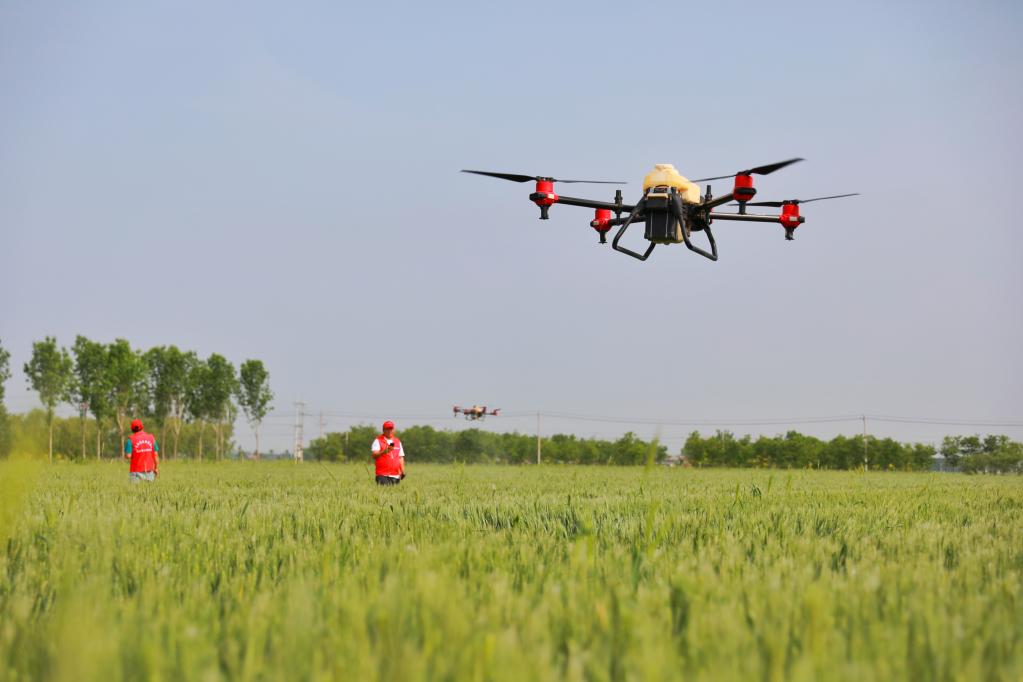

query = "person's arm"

[371,439,385,459]
[154,440,160,476]
[123,439,132,461]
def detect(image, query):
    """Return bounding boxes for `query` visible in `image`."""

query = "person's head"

[382,420,395,435]
[130,419,144,433]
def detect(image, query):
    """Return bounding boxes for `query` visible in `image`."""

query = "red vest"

[374,435,403,477]
[129,431,157,473]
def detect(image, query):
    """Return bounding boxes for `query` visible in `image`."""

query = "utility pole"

[862,414,868,471]
[536,411,542,465]
[293,401,305,462]
[319,411,325,440]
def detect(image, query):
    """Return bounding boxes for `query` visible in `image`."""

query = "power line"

[536,411,865,427]
[259,408,1023,429]
[866,415,1023,427]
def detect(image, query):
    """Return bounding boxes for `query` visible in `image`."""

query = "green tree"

[235,359,274,459]
[186,360,212,460]
[186,354,237,460]
[454,429,485,462]
[105,339,149,454]
[608,432,650,465]
[205,354,237,460]
[70,336,113,459]
[146,346,197,459]
[144,346,171,428]
[347,425,381,463]
[306,432,347,462]
[23,336,73,462]
[909,443,937,470]
[946,434,1023,474]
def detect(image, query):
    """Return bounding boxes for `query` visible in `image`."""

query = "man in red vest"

[124,418,160,482]
[371,420,406,485]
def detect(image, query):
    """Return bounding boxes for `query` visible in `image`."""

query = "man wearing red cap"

[371,420,406,485]
[124,418,160,482]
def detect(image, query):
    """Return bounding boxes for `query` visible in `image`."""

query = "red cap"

[130,419,143,432]
[382,420,395,430]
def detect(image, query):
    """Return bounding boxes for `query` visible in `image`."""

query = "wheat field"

[1,461,1020,681]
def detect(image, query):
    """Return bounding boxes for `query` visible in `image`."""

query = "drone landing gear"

[610,198,656,260]
[611,193,719,262]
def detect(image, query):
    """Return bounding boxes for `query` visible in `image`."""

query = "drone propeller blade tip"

[461,169,626,184]
[692,157,805,183]
[555,179,628,185]
[748,157,805,176]
[460,169,536,183]
[745,192,860,207]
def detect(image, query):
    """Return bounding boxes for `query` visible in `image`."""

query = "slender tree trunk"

[47,409,53,464]
[80,416,86,461]
[171,404,185,460]
[255,423,261,460]
[198,421,204,461]
[96,422,102,460]
[172,420,180,460]
[115,411,127,461]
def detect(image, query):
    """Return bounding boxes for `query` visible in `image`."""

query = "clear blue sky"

[2,0,1021,452]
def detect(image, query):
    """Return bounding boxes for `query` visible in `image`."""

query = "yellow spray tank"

[642,164,701,203]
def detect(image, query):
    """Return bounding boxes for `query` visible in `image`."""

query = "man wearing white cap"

[371,420,406,485]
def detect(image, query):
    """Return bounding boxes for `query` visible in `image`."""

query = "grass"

[1,462,1021,681]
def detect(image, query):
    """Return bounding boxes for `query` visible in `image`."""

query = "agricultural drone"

[461,159,857,261]
[454,405,500,421]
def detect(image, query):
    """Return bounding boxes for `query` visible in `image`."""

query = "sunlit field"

[1,462,1021,681]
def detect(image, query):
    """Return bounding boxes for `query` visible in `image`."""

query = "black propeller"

[691,158,804,183]
[743,193,860,208]
[461,169,626,184]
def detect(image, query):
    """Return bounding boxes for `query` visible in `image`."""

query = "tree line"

[939,435,1023,474]
[306,425,1021,473]
[0,336,273,461]
[682,430,935,470]
[682,430,1022,472]
[4,337,1018,472]
[306,425,669,465]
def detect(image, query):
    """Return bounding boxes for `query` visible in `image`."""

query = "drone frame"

[533,183,793,262]
[524,177,804,262]
[462,160,847,262]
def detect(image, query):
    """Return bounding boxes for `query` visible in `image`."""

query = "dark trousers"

[375,475,400,486]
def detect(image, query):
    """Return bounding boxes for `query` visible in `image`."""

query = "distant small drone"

[462,159,857,262]
[453,405,500,421]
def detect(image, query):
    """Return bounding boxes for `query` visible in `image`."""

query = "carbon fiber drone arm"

[552,195,637,212]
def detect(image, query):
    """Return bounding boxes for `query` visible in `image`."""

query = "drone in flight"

[453,405,500,421]
[462,159,857,262]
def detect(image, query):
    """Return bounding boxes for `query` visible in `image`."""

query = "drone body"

[462,160,857,261]
[453,405,500,421]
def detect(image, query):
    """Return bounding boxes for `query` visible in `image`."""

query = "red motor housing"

[590,208,613,243]
[529,179,559,219]
[733,173,756,202]
[779,202,801,229]
[591,208,612,232]
[533,179,557,205]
